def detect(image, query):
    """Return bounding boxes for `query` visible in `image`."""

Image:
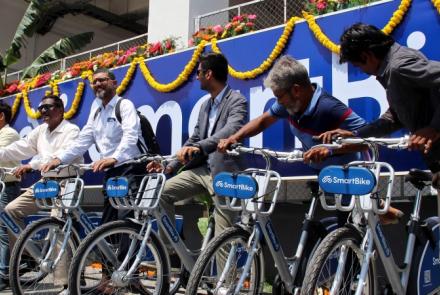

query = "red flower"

[5,84,17,94]
[149,42,162,55]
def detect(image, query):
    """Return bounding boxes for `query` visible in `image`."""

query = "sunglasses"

[38,104,59,112]
[92,77,111,85]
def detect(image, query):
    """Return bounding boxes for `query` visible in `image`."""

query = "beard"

[95,88,106,99]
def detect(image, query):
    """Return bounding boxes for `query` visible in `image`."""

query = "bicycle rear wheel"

[68,219,169,295]
[185,226,263,295]
[301,226,376,295]
[10,217,80,295]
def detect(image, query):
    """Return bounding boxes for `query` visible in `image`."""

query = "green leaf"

[3,0,47,67]
[22,32,94,79]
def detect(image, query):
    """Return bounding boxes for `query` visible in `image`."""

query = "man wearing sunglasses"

[0,95,82,293]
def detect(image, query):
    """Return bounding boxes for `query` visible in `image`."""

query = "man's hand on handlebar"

[40,158,62,173]
[318,129,355,144]
[409,127,440,154]
[303,147,331,164]
[13,164,32,177]
[176,146,201,164]
[217,136,238,153]
[146,161,173,174]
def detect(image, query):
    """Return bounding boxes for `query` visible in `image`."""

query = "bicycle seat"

[405,169,432,183]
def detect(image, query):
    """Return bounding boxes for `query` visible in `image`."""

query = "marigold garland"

[382,0,412,35]
[116,58,138,95]
[11,93,22,119]
[138,41,206,92]
[211,17,301,79]
[302,11,341,54]
[64,82,85,119]
[303,0,411,53]
[433,0,440,13]
[22,89,41,119]
[14,0,421,119]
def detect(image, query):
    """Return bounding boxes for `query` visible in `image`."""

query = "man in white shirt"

[1,94,82,293]
[43,68,146,225]
[0,102,20,290]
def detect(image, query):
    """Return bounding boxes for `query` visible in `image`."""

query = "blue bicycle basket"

[319,166,376,195]
[34,181,60,199]
[106,177,129,198]
[213,172,258,199]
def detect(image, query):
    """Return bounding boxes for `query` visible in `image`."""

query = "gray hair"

[263,55,311,92]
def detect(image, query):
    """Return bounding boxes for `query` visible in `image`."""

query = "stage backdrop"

[4,0,439,185]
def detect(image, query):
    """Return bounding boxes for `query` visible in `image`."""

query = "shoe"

[379,205,404,225]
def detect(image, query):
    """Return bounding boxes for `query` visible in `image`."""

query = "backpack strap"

[115,98,124,123]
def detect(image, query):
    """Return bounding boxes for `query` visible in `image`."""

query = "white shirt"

[59,95,142,165]
[0,124,20,182]
[0,120,83,170]
[207,86,227,137]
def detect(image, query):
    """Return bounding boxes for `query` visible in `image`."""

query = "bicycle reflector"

[34,180,60,199]
[319,166,376,195]
[106,177,129,198]
[213,172,258,199]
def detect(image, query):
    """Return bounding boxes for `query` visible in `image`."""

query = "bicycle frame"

[215,147,331,295]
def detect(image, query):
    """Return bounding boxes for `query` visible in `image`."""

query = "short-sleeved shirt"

[269,84,366,170]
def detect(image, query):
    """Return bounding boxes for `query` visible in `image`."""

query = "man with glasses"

[43,68,146,226]
[218,55,403,224]
[147,52,248,245]
[0,94,82,293]
[0,102,20,290]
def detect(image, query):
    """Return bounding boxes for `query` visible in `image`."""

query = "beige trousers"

[159,165,236,246]
[5,185,70,285]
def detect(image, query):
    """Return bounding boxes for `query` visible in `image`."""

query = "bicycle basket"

[134,173,166,210]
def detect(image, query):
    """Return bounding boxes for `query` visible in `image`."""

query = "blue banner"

[4,0,438,185]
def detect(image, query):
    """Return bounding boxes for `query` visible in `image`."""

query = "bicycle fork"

[112,219,153,287]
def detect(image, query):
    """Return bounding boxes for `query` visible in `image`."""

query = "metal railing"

[4,33,148,84]
[194,0,304,33]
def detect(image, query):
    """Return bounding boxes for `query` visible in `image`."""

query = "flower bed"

[0,37,177,97]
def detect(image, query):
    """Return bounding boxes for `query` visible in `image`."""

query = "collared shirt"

[207,86,227,137]
[375,43,440,132]
[0,124,20,182]
[0,120,83,171]
[269,83,366,170]
[59,95,142,165]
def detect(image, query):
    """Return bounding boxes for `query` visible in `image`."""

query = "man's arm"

[217,111,278,152]
[0,127,39,162]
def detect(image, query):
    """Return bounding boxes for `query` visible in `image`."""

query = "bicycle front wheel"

[10,217,80,295]
[301,226,376,295]
[186,226,263,295]
[68,219,169,295]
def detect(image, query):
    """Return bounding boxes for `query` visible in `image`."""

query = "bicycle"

[68,154,216,295]
[8,164,100,294]
[301,136,440,295]
[185,145,339,295]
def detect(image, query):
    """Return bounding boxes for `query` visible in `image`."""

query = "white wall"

[148,0,228,45]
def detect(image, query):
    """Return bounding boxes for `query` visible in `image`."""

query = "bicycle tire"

[10,217,80,295]
[185,225,263,295]
[68,219,169,295]
[301,226,376,295]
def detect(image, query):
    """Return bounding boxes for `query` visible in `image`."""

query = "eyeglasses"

[37,104,58,112]
[92,77,111,85]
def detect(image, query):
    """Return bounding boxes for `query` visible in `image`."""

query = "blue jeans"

[0,182,20,279]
